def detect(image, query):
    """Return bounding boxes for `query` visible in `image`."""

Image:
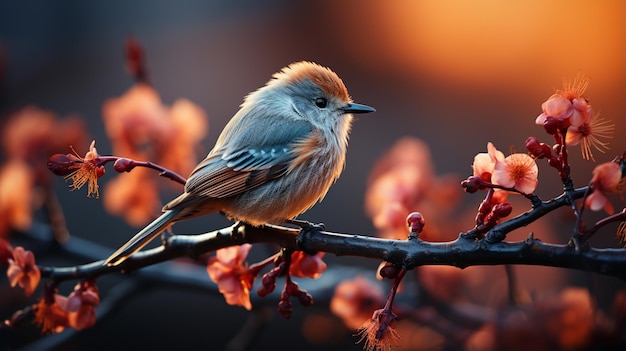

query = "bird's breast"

[290,128,346,177]
[221,128,347,225]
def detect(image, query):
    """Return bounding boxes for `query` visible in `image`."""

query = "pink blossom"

[565,111,614,161]
[101,84,208,226]
[492,153,538,194]
[7,246,41,296]
[472,142,505,181]
[65,281,100,330]
[536,94,574,123]
[103,167,161,226]
[536,75,590,126]
[585,161,622,214]
[0,161,35,236]
[535,75,613,161]
[206,244,254,310]
[1,105,88,164]
[330,276,385,329]
[365,137,461,241]
[289,251,327,279]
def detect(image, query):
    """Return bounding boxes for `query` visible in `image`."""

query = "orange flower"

[330,276,385,329]
[2,105,87,164]
[365,137,461,241]
[65,140,105,198]
[101,84,208,226]
[35,294,69,334]
[7,246,41,296]
[206,244,254,310]
[159,98,209,178]
[492,152,539,194]
[65,281,100,330]
[1,106,88,238]
[289,251,327,279]
[102,84,170,161]
[496,288,594,350]
[103,167,162,227]
[585,161,623,214]
[0,160,35,237]
[102,84,208,176]
[418,265,466,302]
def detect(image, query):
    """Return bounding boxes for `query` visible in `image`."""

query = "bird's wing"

[182,117,315,199]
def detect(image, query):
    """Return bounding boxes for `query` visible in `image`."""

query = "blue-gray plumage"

[104,61,374,266]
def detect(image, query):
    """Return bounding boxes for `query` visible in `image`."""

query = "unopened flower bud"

[258,274,276,297]
[492,202,512,218]
[257,285,272,297]
[543,116,560,135]
[461,176,482,193]
[379,263,401,279]
[113,158,136,173]
[278,299,293,319]
[47,153,79,176]
[298,292,313,306]
[525,136,540,149]
[125,36,147,81]
[548,157,560,169]
[525,137,551,159]
[407,212,425,234]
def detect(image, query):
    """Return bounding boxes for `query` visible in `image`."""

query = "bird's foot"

[286,219,325,232]
[230,221,245,237]
[287,219,324,255]
[160,226,175,245]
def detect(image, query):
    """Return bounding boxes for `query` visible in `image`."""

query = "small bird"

[104,61,375,266]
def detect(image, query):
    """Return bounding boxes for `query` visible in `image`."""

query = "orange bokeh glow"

[335,1,625,93]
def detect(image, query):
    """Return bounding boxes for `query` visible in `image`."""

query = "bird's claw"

[288,219,324,255]
[287,219,325,232]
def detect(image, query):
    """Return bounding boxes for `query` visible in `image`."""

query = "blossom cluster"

[328,76,622,350]
[101,83,208,226]
[206,245,327,316]
[0,106,89,239]
[535,75,613,162]
[2,240,99,333]
[33,281,100,333]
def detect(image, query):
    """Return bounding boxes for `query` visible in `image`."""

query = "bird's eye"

[315,97,328,108]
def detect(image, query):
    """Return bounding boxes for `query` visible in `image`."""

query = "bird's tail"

[103,209,181,266]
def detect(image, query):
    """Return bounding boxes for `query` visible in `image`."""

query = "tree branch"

[40,212,626,284]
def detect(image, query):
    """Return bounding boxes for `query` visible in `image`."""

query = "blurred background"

[0,1,625,350]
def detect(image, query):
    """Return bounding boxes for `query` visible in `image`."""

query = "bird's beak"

[341,102,376,114]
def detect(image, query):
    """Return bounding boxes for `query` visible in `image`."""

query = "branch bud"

[47,154,80,176]
[113,158,136,173]
[542,116,560,135]
[525,137,552,159]
[407,212,425,235]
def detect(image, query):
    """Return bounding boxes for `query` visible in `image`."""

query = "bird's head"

[249,61,375,131]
